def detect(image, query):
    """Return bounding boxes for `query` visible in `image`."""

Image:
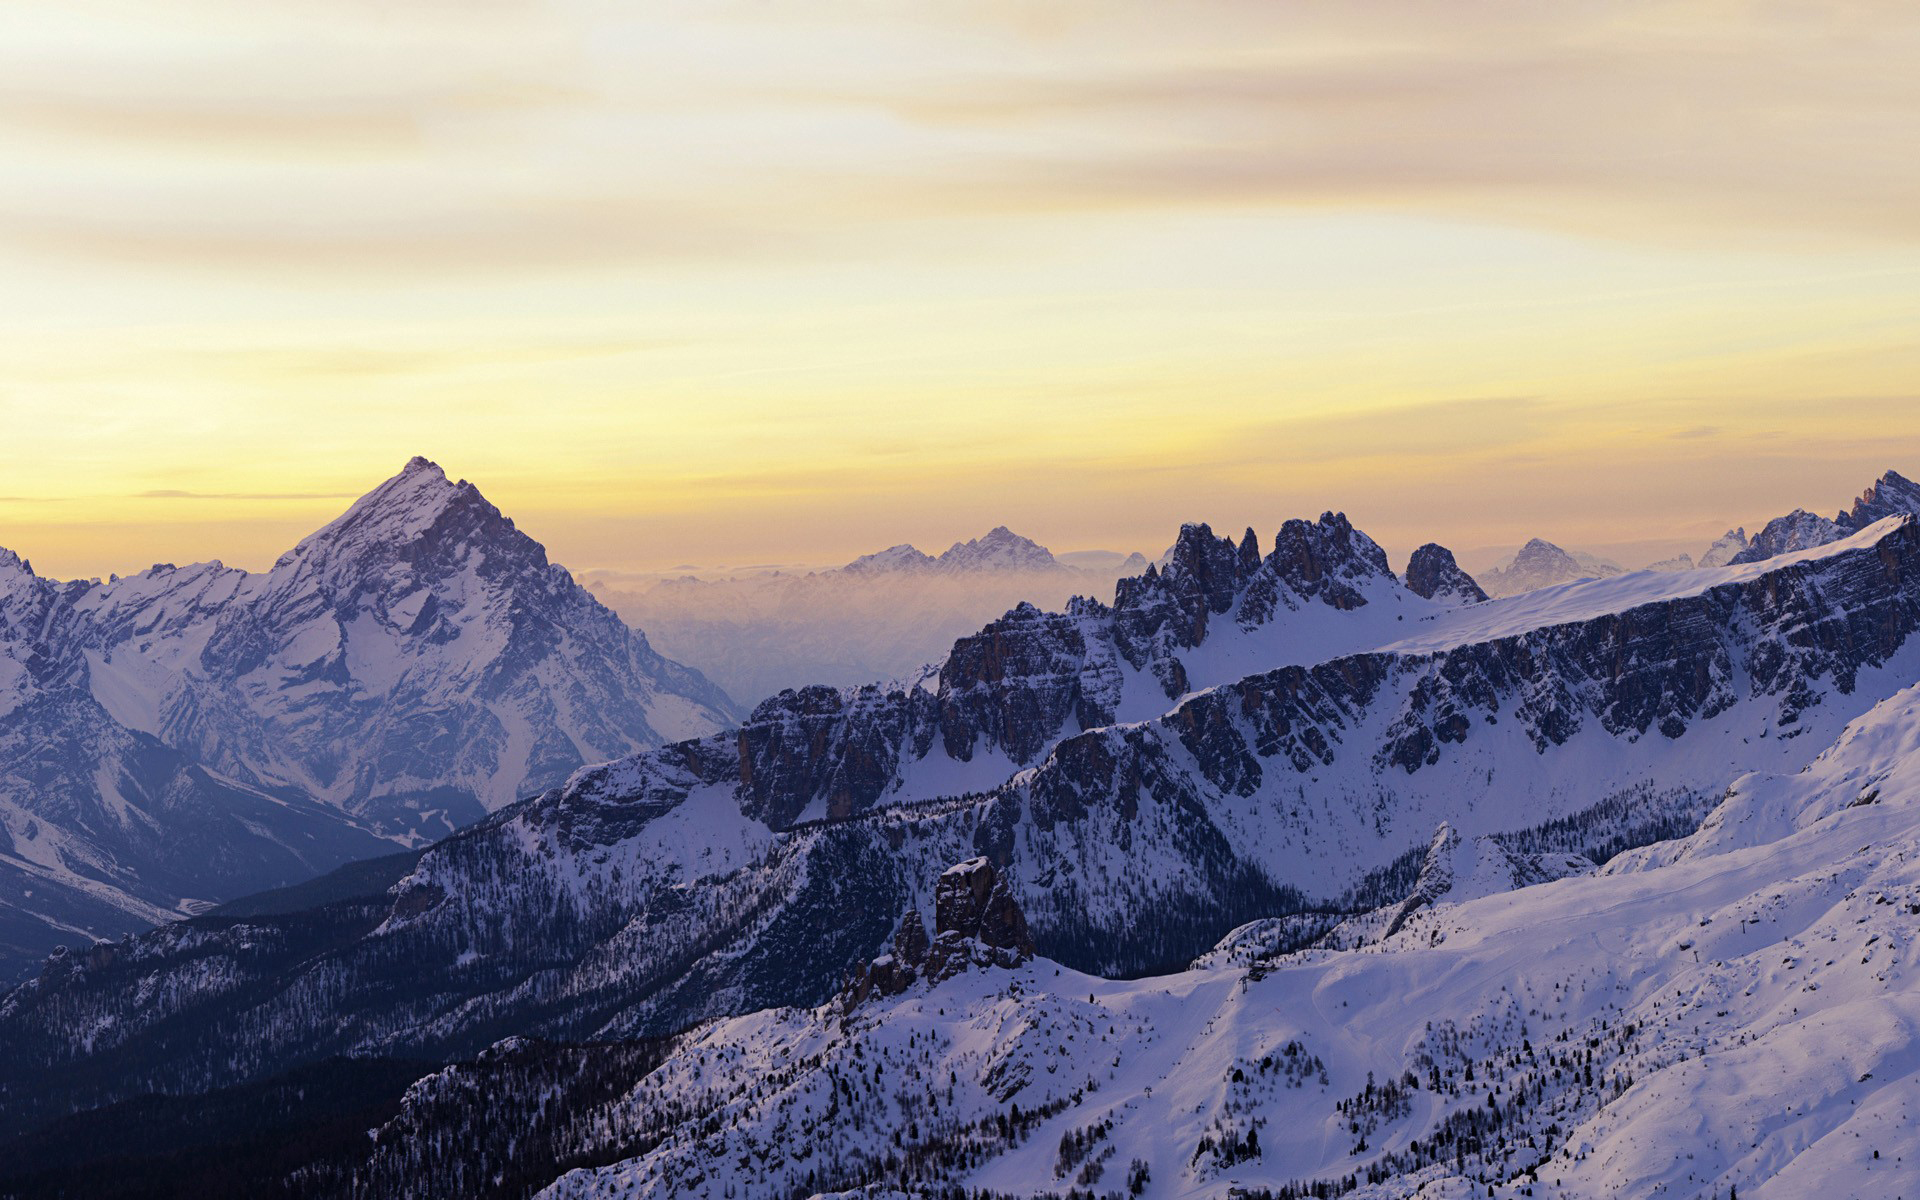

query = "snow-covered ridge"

[1382,515,1908,655]
[533,680,1920,1199]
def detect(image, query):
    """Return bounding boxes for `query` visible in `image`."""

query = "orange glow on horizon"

[4,2,1919,579]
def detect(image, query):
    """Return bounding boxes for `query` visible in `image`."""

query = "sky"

[3,0,1920,580]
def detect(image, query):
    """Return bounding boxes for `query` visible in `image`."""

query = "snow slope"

[542,672,1920,1200]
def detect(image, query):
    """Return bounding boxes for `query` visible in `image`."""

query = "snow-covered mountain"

[1730,507,1845,564]
[0,457,736,979]
[31,640,1920,1198]
[843,526,1070,576]
[1728,468,1920,567]
[936,526,1069,573]
[14,512,1920,1142]
[15,507,1920,1198]
[525,674,1920,1199]
[1697,527,1749,568]
[1476,539,1623,597]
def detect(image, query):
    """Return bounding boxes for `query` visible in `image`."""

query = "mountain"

[1402,543,1488,604]
[0,511,1482,1126]
[0,457,736,979]
[1476,538,1623,597]
[934,526,1066,573]
[1729,468,1920,567]
[842,543,939,574]
[591,529,1150,703]
[1844,467,1920,528]
[525,675,1920,1199]
[842,527,1068,576]
[1697,527,1749,568]
[12,513,1920,1163]
[1729,507,1845,564]
[11,520,1920,1196]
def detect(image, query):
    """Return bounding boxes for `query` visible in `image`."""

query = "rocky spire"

[843,857,1034,1007]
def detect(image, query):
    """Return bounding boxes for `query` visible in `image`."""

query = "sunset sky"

[4,1,1920,580]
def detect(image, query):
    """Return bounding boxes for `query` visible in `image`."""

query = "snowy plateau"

[5,471,1920,1198]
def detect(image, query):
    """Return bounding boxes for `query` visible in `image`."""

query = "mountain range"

[0,458,736,981]
[7,467,1920,1196]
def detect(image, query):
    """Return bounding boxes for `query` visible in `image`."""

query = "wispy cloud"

[136,490,358,500]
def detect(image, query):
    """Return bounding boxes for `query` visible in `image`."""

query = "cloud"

[136,490,357,500]
[7,0,1920,283]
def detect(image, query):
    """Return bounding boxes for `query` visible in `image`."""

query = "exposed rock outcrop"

[845,858,1033,1006]
[1404,544,1489,604]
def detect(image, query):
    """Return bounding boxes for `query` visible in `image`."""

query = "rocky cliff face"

[846,856,1033,1005]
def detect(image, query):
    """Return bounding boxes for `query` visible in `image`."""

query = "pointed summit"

[271,456,517,583]
[1479,537,1621,597]
[936,526,1060,572]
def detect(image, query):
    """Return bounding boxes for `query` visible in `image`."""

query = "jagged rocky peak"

[1131,511,1393,619]
[1716,468,1920,568]
[1147,522,1252,609]
[270,455,525,582]
[1844,469,1920,529]
[846,909,933,1004]
[1698,527,1749,568]
[1403,543,1489,604]
[1730,508,1845,565]
[1269,511,1393,596]
[934,856,1034,953]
